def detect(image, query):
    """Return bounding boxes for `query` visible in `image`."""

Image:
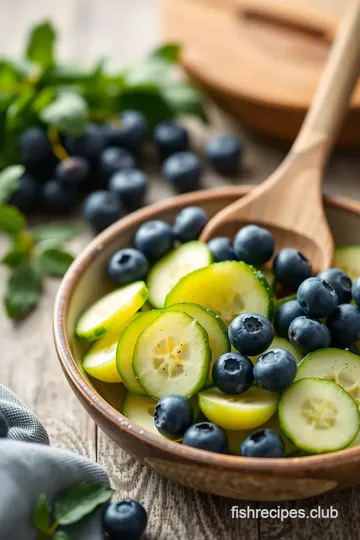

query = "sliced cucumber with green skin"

[76,281,148,341]
[117,310,162,395]
[147,241,213,308]
[250,336,304,365]
[164,302,230,386]
[165,261,274,326]
[279,378,359,453]
[198,386,279,430]
[259,267,275,288]
[334,246,360,281]
[133,310,210,399]
[296,348,360,407]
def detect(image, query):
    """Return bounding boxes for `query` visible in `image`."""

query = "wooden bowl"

[54,187,360,502]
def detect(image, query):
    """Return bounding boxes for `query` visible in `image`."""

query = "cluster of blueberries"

[9,111,242,233]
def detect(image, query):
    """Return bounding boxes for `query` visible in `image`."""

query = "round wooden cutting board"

[161,0,360,146]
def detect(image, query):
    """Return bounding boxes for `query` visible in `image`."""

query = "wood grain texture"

[1,0,360,538]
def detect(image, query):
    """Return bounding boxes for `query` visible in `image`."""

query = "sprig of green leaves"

[34,482,114,539]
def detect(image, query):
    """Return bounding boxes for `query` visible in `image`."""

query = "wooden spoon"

[200,1,360,273]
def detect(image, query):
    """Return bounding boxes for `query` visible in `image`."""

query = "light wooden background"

[2,1,360,539]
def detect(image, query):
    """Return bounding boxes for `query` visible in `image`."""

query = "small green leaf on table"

[54,532,72,540]
[4,260,42,320]
[25,21,56,68]
[0,165,24,203]
[162,82,208,123]
[40,92,88,136]
[32,223,78,248]
[54,482,114,526]
[151,43,181,62]
[33,493,51,531]
[37,248,74,277]
[0,204,26,235]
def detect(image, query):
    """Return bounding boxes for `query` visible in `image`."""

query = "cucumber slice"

[198,386,279,430]
[147,241,212,308]
[76,281,148,341]
[279,378,359,453]
[296,348,360,407]
[250,336,304,364]
[334,246,360,281]
[259,267,275,288]
[117,310,162,395]
[226,414,298,457]
[123,392,159,436]
[133,311,210,399]
[165,261,274,326]
[164,302,230,386]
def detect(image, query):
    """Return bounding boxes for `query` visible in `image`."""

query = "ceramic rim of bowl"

[54,186,360,474]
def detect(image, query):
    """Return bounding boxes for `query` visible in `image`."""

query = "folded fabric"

[0,386,109,540]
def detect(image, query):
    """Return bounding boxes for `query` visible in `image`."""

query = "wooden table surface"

[2,1,360,539]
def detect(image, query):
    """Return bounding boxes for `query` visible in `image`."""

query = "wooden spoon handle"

[294,1,360,162]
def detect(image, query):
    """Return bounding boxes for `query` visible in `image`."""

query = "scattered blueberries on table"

[288,316,331,353]
[208,237,238,262]
[273,248,312,289]
[240,429,284,458]
[0,411,9,438]
[163,151,202,193]
[233,225,274,266]
[228,313,274,356]
[183,422,228,454]
[352,277,360,307]
[108,169,148,210]
[8,172,40,214]
[253,348,297,392]
[41,179,79,214]
[172,206,209,242]
[83,190,124,232]
[154,395,194,440]
[153,120,189,159]
[326,304,360,347]
[106,110,148,153]
[55,156,89,184]
[108,248,149,286]
[212,352,254,394]
[103,499,148,540]
[297,277,338,318]
[274,300,306,338]
[19,127,53,171]
[134,220,174,261]
[206,134,242,175]
[317,267,352,304]
[100,147,136,179]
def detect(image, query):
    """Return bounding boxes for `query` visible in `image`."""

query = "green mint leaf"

[26,21,56,68]
[32,223,78,247]
[4,260,42,319]
[150,43,181,62]
[125,58,171,86]
[33,493,51,531]
[5,87,35,131]
[54,482,114,526]
[1,248,25,268]
[40,92,88,136]
[37,248,74,277]
[0,204,26,235]
[161,82,208,123]
[31,87,55,113]
[2,230,34,267]
[0,165,24,203]
[55,532,72,540]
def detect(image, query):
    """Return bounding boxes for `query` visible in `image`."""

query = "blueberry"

[352,277,360,307]
[108,248,148,286]
[206,135,242,175]
[297,277,338,318]
[108,169,148,210]
[274,300,306,338]
[134,220,174,261]
[207,237,238,262]
[253,348,297,392]
[273,248,311,289]
[327,304,360,347]
[56,156,89,184]
[41,180,79,214]
[0,411,9,438]
[153,120,189,159]
[163,152,202,193]
[288,316,331,353]
[317,268,352,304]
[100,147,136,180]
[19,127,53,170]
[212,352,254,394]
[63,123,107,162]
[103,499,147,540]
[84,190,124,232]
[8,173,40,214]
[240,428,284,458]
[172,206,209,242]
[106,110,148,153]
[228,313,274,356]
[154,395,194,440]
[183,422,228,454]
[233,225,274,266]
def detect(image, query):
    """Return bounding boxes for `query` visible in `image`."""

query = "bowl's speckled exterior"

[54,187,360,501]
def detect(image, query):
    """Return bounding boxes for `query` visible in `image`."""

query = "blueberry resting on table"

[183,422,228,454]
[41,179,79,214]
[154,395,194,440]
[233,225,274,266]
[172,206,209,242]
[208,237,237,262]
[153,120,189,159]
[0,411,9,438]
[83,190,124,232]
[206,134,242,176]
[317,267,352,305]
[103,499,148,540]
[352,277,360,307]
[108,169,148,210]
[212,352,254,394]
[56,156,89,184]
[326,303,360,347]
[108,248,149,286]
[106,110,148,153]
[134,220,174,261]
[100,147,136,179]
[163,152,202,194]
[19,127,53,171]
[63,123,107,163]
[273,248,311,289]
[288,316,331,353]
[274,299,306,338]
[240,428,284,458]
[228,313,274,356]
[297,277,338,318]
[8,172,40,214]
[253,348,297,392]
